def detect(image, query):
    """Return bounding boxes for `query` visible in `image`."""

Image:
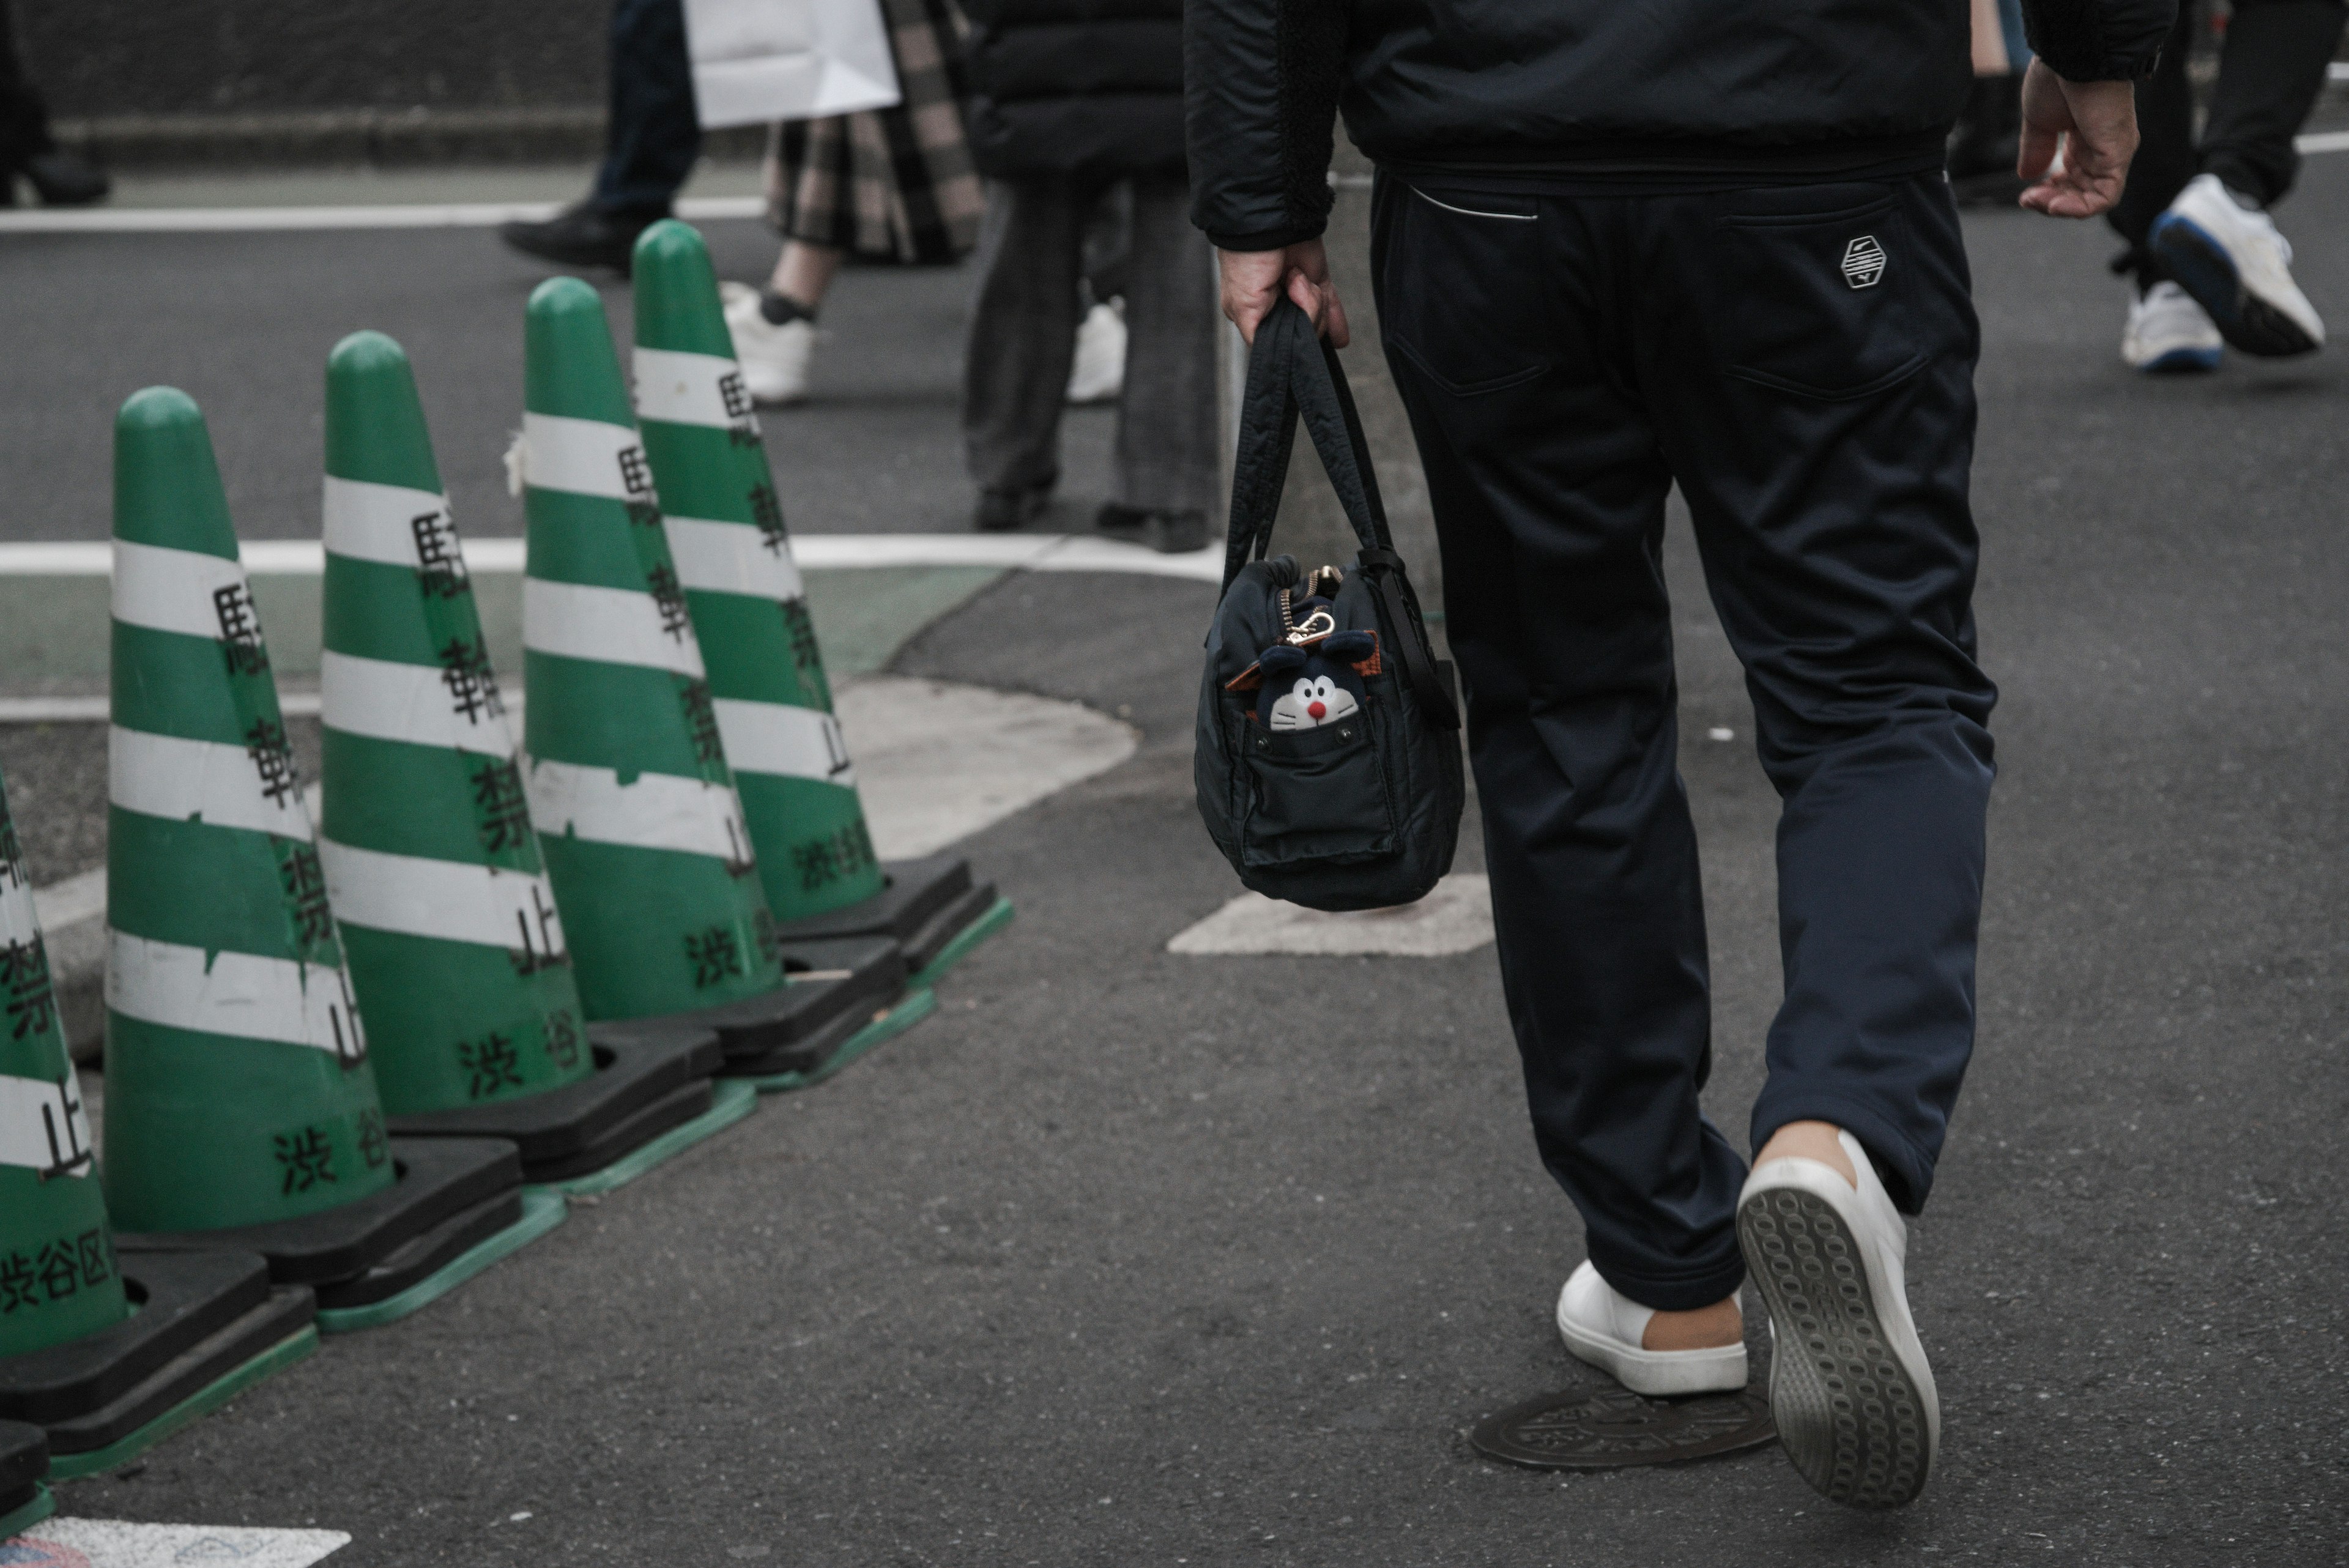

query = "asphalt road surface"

[6,158,2349,1565]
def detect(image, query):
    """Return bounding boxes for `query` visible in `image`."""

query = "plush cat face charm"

[1256,631,1376,730]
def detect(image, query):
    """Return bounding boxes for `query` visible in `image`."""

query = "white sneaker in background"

[724,284,816,405]
[2121,281,2224,373]
[2150,173,2324,357]
[1066,299,1127,404]
[1738,1130,1940,1509]
[1553,1260,1748,1397]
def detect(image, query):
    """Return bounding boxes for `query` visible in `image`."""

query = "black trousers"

[2110,0,2347,269]
[592,0,702,216]
[0,0,56,177]
[1372,172,1995,1310]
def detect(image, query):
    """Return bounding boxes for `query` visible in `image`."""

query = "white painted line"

[522,577,706,677]
[522,755,754,863]
[0,192,763,234]
[320,838,565,956]
[111,538,250,642]
[1167,873,1495,957]
[106,931,364,1059]
[111,726,314,841]
[666,515,806,601]
[0,1069,97,1178]
[715,696,855,785]
[31,866,105,929]
[634,345,759,432]
[322,475,458,570]
[0,532,1217,579]
[321,650,516,756]
[838,676,1136,860]
[11,1517,350,1565]
[2296,128,2349,154]
[521,412,650,502]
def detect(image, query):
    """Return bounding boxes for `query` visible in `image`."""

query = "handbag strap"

[1219,299,1460,730]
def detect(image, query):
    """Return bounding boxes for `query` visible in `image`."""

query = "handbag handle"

[1219,298,1460,730]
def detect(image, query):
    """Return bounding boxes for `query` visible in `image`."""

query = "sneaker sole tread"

[1739,1187,1934,1509]
[2152,216,2320,358]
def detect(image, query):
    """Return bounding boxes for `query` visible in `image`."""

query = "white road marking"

[1167,874,1495,957]
[0,193,763,234]
[7,1517,349,1564]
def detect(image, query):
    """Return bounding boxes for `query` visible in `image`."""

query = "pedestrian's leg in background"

[1947,0,2028,204]
[962,177,1085,529]
[1099,174,1218,551]
[593,0,703,217]
[2199,0,2349,207]
[1371,178,1750,1321]
[0,0,105,207]
[2109,0,2203,267]
[1068,181,1135,406]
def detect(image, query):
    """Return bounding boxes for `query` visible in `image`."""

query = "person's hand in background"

[1217,240,1351,345]
[2017,59,2140,218]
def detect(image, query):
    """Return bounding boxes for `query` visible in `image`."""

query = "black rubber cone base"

[707,937,908,1078]
[0,1418,45,1500]
[116,1137,519,1287]
[388,1028,722,1179]
[311,1189,522,1311]
[1469,1387,1776,1471]
[770,855,996,975]
[0,1250,316,1460]
[520,1079,711,1183]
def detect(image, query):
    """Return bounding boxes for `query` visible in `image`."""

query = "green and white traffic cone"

[518,277,787,1022]
[319,330,592,1117]
[630,220,1011,990]
[0,770,121,1359]
[101,388,537,1336]
[1,759,317,1479]
[323,329,748,1195]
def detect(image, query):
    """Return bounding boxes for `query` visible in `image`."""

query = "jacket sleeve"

[2020,0,2177,81]
[1185,0,1345,250]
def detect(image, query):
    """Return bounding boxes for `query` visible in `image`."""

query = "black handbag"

[1193,298,1464,912]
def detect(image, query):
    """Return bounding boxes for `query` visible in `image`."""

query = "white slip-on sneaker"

[1554,1260,1748,1398]
[724,286,817,404]
[1737,1130,1940,1509]
[1066,299,1127,404]
[2150,173,2324,358]
[2122,281,2224,373]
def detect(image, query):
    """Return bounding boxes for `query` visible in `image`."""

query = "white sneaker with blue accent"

[2150,173,2324,358]
[2122,281,2224,373]
[1554,1261,1748,1397]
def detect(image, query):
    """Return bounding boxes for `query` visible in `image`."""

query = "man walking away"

[1186,0,2164,1509]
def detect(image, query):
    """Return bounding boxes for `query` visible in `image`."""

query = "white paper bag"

[685,0,904,130]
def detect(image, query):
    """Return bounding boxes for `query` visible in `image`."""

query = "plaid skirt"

[763,0,984,264]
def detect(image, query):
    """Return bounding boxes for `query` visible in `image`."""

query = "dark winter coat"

[963,0,1187,180]
[1186,0,2180,249]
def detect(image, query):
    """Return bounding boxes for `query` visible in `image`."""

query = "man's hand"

[1218,240,1351,347]
[2017,59,2139,219]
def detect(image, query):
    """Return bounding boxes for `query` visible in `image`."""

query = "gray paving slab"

[7,161,2349,1564]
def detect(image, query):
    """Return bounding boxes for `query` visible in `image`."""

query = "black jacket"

[964,0,1187,179]
[1187,0,2178,249]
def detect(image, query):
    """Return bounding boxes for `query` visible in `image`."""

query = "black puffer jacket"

[1187,0,2178,248]
[964,0,1187,179]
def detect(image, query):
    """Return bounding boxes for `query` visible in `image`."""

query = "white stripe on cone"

[322,475,462,573]
[522,577,706,677]
[319,838,566,959]
[321,648,516,757]
[0,1069,97,1178]
[665,515,806,602]
[633,346,761,433]
[522,755,754,863]
[713,697,855,786]
[106,930,365,1060]
[110,726,314,841]
[521,412,655,503]
[1,866,39,948]
[112,538,255,643]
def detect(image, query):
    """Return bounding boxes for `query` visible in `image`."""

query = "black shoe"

[974,487,1050,532]
[499,201,659,273]
[1946,73,2025,208]
[1097,502,1207,554]
[20,150,109,207]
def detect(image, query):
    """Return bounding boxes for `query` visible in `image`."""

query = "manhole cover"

[1471,1386,1777,1471]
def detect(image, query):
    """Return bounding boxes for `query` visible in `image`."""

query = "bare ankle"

[1641,1293,1743,1351]
[1754,1119,1856,1187]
